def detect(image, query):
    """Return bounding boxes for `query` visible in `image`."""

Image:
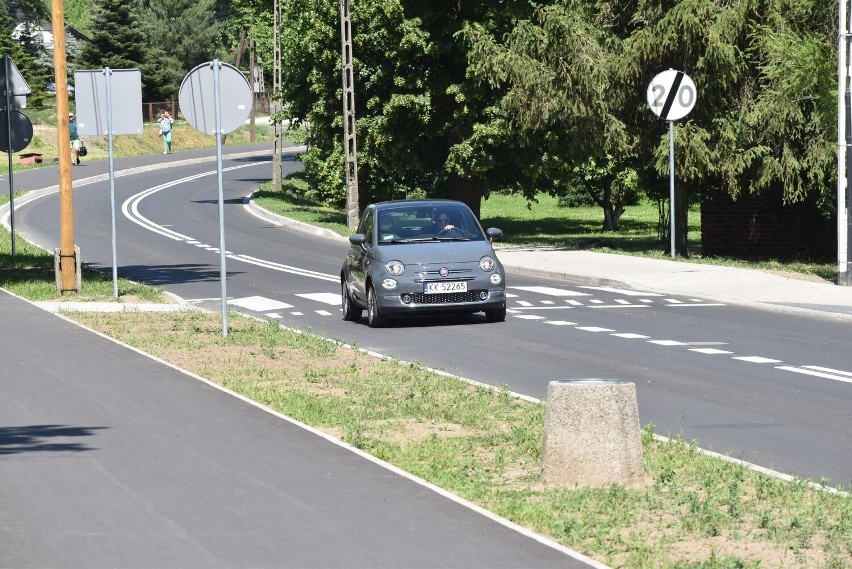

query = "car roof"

[371,199,466,210]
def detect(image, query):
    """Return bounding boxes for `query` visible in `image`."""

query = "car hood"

[374,241,500,266]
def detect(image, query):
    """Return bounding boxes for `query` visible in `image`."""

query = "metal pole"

[840,1,852,285]
[669,120,676,259]
[105,68,118,298]
[213,60,229,337]
[4,53,15,257]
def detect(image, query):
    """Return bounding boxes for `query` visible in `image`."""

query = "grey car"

[341,200,507,327]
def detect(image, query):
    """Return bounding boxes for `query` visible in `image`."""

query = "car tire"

[485,305,506,323]
[341,279,362,322]
[367,285,387,328]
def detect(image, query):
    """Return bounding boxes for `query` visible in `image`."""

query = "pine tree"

[77,0,146,72]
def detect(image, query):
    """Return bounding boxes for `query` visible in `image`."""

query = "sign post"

[1,54,32,257]
[647,69,697,258]
[179,60,252,337]
[75,68,143,297]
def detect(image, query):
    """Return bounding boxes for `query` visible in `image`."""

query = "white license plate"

[424,281,468,294]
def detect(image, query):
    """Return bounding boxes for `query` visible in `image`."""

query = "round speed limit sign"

[647,69,696,121]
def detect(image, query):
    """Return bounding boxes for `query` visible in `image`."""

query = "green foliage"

[76,0,146,73]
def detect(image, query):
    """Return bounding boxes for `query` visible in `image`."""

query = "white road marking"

[545,321,577,326]
[589,304,649,308]
[541,300,555,305]
[316,310,333,316]
[511,305,573,310]
[576,326,615,332]
[514,314,546,320]
[648,340,685,346]
[229,296,294,312]
[589,299,604,304]
[579,286,663,297]
[668,303,726,307]
[516,300,533,307]
[689,348,735,355]
[777,366,852,384]
[566,300,583,306]
[664,298,683,304]
[296,292,342,305]
[804,365,852,378]
[267,312,283,319]
[611,333,650,339]
[733,356,783,364]
[509,286,591,297]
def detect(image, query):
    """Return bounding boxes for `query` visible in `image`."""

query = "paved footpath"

[0,290,602,569]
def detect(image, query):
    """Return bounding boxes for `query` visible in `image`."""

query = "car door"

[347,208,374,305]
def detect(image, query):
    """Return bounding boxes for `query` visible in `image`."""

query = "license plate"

[424,281,467,294]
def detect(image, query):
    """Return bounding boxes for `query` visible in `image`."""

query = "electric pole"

[50,0,79,293]
[272,0,282,191]
[340,0,360,229]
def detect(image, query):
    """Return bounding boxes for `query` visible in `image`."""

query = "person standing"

[158,109,174,154]
[69,112,83,165]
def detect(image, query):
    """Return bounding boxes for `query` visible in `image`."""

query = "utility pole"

[340,0,360,229]
[840,0,852,286]
[272,0,282,191]
[50,0,79,293]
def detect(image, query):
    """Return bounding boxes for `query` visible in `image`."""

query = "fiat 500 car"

[341,200,507,327]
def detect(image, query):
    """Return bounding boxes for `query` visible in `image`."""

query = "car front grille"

[407,290,487,305]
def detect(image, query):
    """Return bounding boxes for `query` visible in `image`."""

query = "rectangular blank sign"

[74,69,143,136]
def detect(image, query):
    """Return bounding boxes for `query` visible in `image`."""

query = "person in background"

[158,109,173,155]
[69,112,82,165]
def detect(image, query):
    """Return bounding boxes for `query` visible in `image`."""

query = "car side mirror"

[349,233,367,247]
[486,227,503,243]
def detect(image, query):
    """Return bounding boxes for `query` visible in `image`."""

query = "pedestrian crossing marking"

[296,292,341,305]
[733,356,783,364]
[579,286,663,297]
[229,296,294,312]
[509,286,591,297]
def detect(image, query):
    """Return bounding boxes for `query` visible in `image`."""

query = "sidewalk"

[495,246,852,321]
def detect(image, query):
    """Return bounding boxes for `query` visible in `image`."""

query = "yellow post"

[50,0,78,293]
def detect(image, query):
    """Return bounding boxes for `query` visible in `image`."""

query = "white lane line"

[640,299,654,303]
[509,286,591,297]
[668,303,726,307]
[589,304,649,308]
[541,300,555,305]
[514,314,546,320]
[229,296,294,311]
[579,286,663,297]
[611,333,650,339]
[545,321,577,326]
[512,305,574,310]
[576,326,615,332]
[316,310,333,316]
[566,300,583,306]
[589,299,604,304]
[777,366,852,384]
[234,255,338,282]
[615,299,632,304]
[291,311,303,316]
[689,348,735,355]
[516,300,533,307]
[296,292,341,305]
[267,312,283,319]
[733,356,783,364]
[648,340,686,346]
[804,365,852,378]
[664,299,684,304]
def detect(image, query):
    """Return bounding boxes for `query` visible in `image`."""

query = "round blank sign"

[179,61,252,135]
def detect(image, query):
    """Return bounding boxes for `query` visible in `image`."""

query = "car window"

[357,209,375,245]
[377,205,485,242]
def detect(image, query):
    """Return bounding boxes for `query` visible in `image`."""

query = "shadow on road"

[0,425,106,455]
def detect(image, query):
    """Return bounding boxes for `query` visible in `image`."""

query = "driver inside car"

[433,211,455,233]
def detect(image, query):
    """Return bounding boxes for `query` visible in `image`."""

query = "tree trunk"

[448,172,485,218]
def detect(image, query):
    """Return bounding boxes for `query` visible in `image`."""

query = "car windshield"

[377,205,485,244]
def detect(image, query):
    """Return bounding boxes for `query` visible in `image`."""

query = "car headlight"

[480,256,495,272]
[386,260,405,276]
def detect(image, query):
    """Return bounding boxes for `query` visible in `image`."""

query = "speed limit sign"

[647,69,696,121]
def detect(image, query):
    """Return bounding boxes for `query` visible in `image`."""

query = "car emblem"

[439,267,449,277]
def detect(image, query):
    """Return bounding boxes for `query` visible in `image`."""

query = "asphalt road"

[0,290,596,568]
[7,146,852,489]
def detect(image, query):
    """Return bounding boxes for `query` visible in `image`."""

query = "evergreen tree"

[1,1,51,107]
[77,0,146,74]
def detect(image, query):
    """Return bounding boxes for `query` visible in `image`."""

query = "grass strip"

[67,309,852,569]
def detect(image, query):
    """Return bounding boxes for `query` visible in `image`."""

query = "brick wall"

[701,186,835,260]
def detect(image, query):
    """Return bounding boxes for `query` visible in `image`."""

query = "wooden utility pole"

[50,0,79,293]
[339,0,360,229]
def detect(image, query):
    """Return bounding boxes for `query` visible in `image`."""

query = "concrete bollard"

[541,379,646,487]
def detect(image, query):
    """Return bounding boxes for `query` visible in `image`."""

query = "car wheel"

[485,305,506,323]
[341,279,362,322]
[367,285,387,328]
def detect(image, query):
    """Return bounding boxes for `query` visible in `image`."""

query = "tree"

[278,0,540,217]
[76,0,146,74]
[467,0,837,256]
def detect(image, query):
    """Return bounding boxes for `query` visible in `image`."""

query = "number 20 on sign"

[646,69,696,122]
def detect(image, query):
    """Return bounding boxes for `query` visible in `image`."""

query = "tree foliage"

[76,0,146,74]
